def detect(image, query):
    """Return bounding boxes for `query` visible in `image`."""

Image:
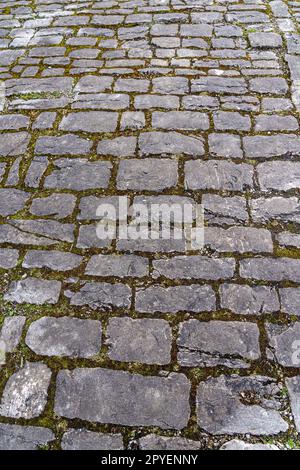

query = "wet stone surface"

[0,0,299,451]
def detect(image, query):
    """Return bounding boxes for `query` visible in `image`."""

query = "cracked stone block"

[4,277,61,305]
[60,111,118,133]
[240,258,300,283]
[204,227,273,254]
[0,132,30,156]
[30,193,76,219]
[26,317,102,358]
[107,317,171,365]
[221,439,279,450]
[0,424,55,450]
[61,429,124,450]
[55,368,190,429]
[280,288,300,316]
[85,254,148,278]
[249,33,282,49]
[120,111,145,130]
[197,375,288,435]
[286,376,300,432]
[203,194,248,225]
[0,188,30,217]
[35,135,92,155]
[257,161,300,191]
[0,362,51,419]
[67,282,131,310]
[185,160,253,191]
[177,320,260,368]
[97,136,137,156]
[0,248,19,269]
[135,285,216,314]
[250,78,288,95]
[44,159,112,190]
[138,434,201,450]
[139,132,204,156]
[208,133,243,158]
[152,256,235,280]
[243,135,300,159]
[24,156,49,188]
[117,159,177,191]
[250,197,300,224]
[32,112,56,130]
[5,77,73,96]
[23,250,82,272]
[9,219,75,243]
[266,323,300,367]
[220,284,280,315]
[0,316,26,352]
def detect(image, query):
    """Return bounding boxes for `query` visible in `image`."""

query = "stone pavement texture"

[0,0,300,451]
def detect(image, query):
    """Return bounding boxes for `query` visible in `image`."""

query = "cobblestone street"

[0,0,300,450]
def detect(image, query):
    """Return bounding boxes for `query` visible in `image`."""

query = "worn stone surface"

[55,368,190,429]
[61,429,124,450]
[107,317,171,365]
[197,375,288,435]
[0,425,55,450]
[221,439,279,450]
[266,323,300,367]
[177,320,260,368]
[0,362,51,419]
[4,277,61,305]
[26,317,102,358]
[139,434,201,450]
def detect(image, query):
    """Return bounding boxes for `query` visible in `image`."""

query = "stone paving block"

[23,250,82,271]
[286,376,300,432]
[280,288,300,316]
[0,132,30,156]
[117,158,178,191]
[243,135,300,158]
[220,284,280,315]
[66,282,131,310]
[250,197,300,224]
[197,375,288,435]
[266,323,300,367]
[203,194,248,225]
[30,193,76,219]
[0,425,55,450]
[107,317,171,365]
[135,285,216,313]
[85,254,148,278]
[44,159,112,190]
[54,368,190,429]
[177,320,260,368]
[0,316,26,352]
[257,161,300,191]
[152,111,209,131]
[240,258,300,283]
[35,135,92,155]
[208,133,243,158]
[0,248,19,269]
[4,277,61,305]
[204,227,273,254]
[221,440,279,450]
[59,111,118,133]
[26,317,102,358]
[61,429,124,450]
[139,131,204,156]
[138,434,201,450]
[0,362,51,419]
[152,256,235,280]
[185,160,253,191]
[97,136,137,156]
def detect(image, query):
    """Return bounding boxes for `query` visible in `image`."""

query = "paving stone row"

[0,0,300,450]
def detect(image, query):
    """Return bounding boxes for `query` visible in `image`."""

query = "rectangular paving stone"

[0,424,54,450]
[220,284,280,315]
[9,219,75,243]
[23,250,82,272]
[243,134,300,159]
[44,159,112,190]
[152,111,209,130]
[25,317,102,358]
[280,288,300,316]
[54,368,190,429]
[135,285,216,313]
[266,323,300,367]
[0,132,30,156]
[85,254,149,278]
[59,111,118,133]
[35,135,92,155]
[61,429,123,451]
[134,94,179,109]
[178,320,260,368]
[286,376,300,433]
[152,256,235,280]
[5,77,73,96]
[250,197,300,224]
[204,227,273,254]
[257,161,300,191]
[191,77,247,94]
[4,277,61,305]
[0,248,19,269]
[185,160,253,191]
[66,282,131,310]
[203,194,248,225]
[240,258,300,283]
[0,316,25,352]
[117,159,178,191]
[107,317,171,365]
[139,131,204,156]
